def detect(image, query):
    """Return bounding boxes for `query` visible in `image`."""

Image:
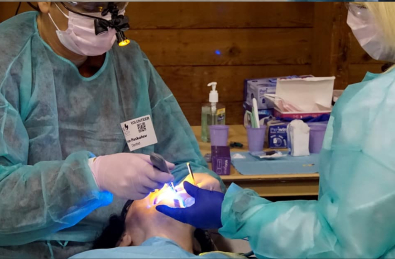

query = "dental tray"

[231,152,319,175]
[249,150,287,160]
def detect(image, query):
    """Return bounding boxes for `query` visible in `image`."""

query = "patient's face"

[128,183,189,220]
[120,175,196,246]
[133,173,195,212]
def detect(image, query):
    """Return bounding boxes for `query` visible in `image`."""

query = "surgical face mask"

[48,4,121,56]
[347,4,394,62]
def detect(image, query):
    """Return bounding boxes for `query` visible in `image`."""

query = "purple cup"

[247,125,266,152]
[308,122,328,153]
[210,125,229,146]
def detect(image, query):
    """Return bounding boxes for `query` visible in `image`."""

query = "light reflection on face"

[145,174,195,209]
[122,175,197,248]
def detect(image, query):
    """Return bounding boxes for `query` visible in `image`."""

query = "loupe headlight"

[117,32,130,47]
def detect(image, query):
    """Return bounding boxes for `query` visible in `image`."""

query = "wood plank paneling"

[331,14,353,90]
[128,28,312,66]
[0,2,314,125]
[126,3,314,29]
[312,3,345,79]
[0,2,314,29]
[0,2,377,125]
[348,64,385,84]
[0,2,32,22]
[157,65,311,103]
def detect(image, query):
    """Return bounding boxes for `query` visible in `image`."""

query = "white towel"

[287,120,310,156]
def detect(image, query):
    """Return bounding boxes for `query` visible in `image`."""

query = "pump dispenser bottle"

[201,82,226,142]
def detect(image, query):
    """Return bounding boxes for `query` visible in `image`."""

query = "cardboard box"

[211,146,231,175]
[272,77,335,119]
[244,75,313,110]
[245,79,276,109]
[266,121,289,149]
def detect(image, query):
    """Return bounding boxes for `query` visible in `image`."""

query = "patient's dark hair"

[382,62,394,72]
[93,200,215,254]
[28,2,40,12]
[93,214,126,249]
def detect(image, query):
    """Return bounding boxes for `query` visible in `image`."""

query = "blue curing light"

[154,186,185,208]
[215,50,221,55]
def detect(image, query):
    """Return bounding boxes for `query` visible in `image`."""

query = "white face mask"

[48,4,119,56]
[347,5,394,62]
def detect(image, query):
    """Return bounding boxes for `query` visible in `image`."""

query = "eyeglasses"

[62,2,128,14]
[345,3,374,23]
[121,200,134,220]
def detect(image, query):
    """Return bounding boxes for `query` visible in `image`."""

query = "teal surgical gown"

[70,237,243,259]
[0,12,222,258]
[220,69,395,258]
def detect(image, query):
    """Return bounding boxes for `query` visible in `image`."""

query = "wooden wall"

[0,2,385,125]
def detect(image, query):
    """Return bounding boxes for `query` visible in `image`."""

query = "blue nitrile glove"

[156,181,225,229]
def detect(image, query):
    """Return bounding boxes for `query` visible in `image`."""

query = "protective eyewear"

[345,3,374,24]
[121,200,134,219]
[63,2,128,14]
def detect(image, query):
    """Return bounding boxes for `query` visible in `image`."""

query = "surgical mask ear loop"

[48,3,70,31]
[48,13,61,31]
[54,3,69,19]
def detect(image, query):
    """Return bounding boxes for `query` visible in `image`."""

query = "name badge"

[121,115,158,151]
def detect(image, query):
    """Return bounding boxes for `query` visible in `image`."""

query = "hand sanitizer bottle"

[201,82,226,142]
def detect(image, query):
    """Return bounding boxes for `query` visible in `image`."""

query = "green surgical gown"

[220,69,395,258]
[70,237,243,259]
[0,12,222,258]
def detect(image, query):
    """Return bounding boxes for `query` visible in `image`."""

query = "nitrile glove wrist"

[156,181,224,229]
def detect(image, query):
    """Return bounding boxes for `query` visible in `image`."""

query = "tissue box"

[211,146,231,175]
[267,121,289,149]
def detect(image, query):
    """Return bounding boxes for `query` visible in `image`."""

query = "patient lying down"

[70,176,242,259]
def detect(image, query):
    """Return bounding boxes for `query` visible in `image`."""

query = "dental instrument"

[150,153,176,191]
[186,162,195,184]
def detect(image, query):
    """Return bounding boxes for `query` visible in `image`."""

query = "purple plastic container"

[211,146,231,175]
[209,125,229,146]
[247,125,266,152]
[308,122,328,153]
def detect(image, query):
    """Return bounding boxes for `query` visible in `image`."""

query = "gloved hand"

[90,153,175,200]
[193,173,222,192]
[156,181,224,229]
